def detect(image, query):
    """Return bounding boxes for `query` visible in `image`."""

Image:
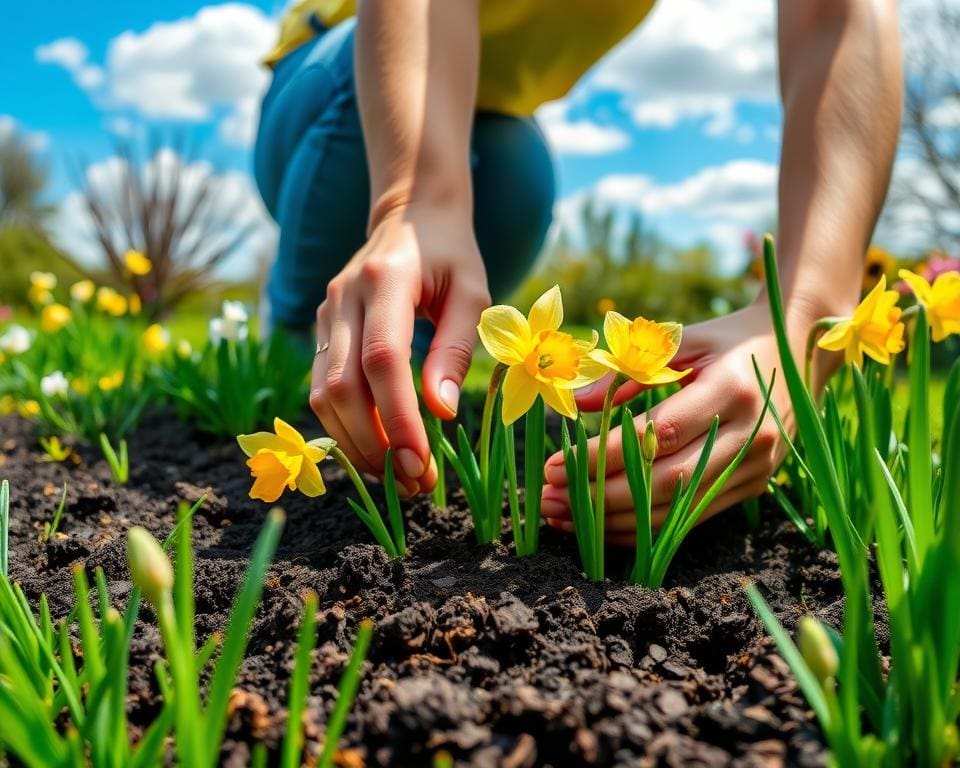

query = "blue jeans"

[254,18,556,354]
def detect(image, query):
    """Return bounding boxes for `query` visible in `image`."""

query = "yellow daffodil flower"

[40,303,72,333]
[477,285,601,425]
[70,279,95,303]
[71,377,89,395]
[863,246,894,291]
[21,400,40,417]
[29,271,57,291]
[0,395,15,415]
[96,287,128,317]
[596,297,616,314]
[98,371,124,391]
[585,312,692,386]
[237,417,335,502]
[818,275,905,367]
[176,339,193,358]
[143,323,170,353]
[129,293,142,315]
[124,250,152,276]
[898,268,960,342]
[28,285,54,305]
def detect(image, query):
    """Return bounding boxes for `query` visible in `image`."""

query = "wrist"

[369,179,473,235]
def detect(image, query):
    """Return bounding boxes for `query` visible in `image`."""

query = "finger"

[544,376,730,487]
[541,440,771,528]
[573,374,644,413]
[361,285,434,492]
[421,281,490,420]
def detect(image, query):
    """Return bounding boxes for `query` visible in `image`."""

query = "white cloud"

[36,37,105,91]
[51,148,277,280]
[588,0,777,138]
[555,160,777,272]
[536,100,630,155]
[218,95,261,148]
[104,4,275,121]
[0,115,50,153]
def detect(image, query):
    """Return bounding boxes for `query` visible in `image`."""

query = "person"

[254,0,903,541]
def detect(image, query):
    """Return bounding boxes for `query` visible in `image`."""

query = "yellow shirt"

[264,0,656,116]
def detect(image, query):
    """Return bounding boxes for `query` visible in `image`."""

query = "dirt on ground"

[1,410,851,767]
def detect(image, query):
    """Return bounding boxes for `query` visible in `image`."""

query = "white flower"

[0,325,32,355]
[210,301,249,344]
[41,371,69,398]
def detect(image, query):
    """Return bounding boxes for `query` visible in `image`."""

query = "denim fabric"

[254,18,556,356]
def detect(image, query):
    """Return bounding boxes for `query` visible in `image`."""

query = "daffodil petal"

[247,450,302,502]
[602,311,631,360]
[501,365,539,425]
[540,383,577,420]
[659,322,683,356]
[817,322,853,352]
[295,458,327,497]
[898,269,932,304]
[477,306,530,365]
[635,366,693,386]
[586,348,625,378]
[274,417,307,451]
[527,285,563,334]
[237,432,285,458]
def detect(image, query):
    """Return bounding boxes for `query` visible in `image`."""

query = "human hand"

[540,300,817,544]
[310,204,491,495]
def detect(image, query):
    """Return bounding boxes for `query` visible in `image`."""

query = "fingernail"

[577,379,605,398]
[438,378,460,416]
[546,452,564,467]
[544,462,566,486]
[396,448,426,479]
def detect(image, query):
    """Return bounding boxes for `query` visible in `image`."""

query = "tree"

[0,127,53,230]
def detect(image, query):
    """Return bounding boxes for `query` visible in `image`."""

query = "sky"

[0,0,951,278]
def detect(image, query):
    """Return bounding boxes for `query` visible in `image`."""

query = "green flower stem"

[803,317,846,390]
[479,364,507,481]
[594,374,626,580]
[330,447,397,558]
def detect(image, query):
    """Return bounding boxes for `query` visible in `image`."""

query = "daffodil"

[898,268,960,342]
[817,275,905,367]
[96,287,128,317]
[477,285,601,424]
[129,293,142,315]
[98,371,124,391]
[143,323,170,353]
[0,325,31,355]
[597,297,617,314]
[586,312,692,386]
[40,303,72,333]
[210,300,248,344]
[0,395,15,415]
[28,271,56,304]
[237,417,334,502]
[124,250,152,276]
[70,279,95,303]
[21,400,40,417]
[176,339,193,358]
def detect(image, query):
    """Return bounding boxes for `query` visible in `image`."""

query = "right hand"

[310,203,491,496]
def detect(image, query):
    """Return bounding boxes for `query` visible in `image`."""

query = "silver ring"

[315,341,329,356]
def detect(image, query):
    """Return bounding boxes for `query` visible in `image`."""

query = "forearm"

[355,0,479,230]
[775,0,902,326]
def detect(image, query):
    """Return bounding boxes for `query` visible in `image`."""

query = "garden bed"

[2,410,842,767]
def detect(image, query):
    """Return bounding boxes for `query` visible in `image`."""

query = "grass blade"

[317,619,374,768]
[282,591,319,768]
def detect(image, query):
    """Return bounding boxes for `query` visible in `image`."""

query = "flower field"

[0,239,958,766]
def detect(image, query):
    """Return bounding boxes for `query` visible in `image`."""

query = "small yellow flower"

[237,417,334,502]
[585,312,692,387]
[96,287,128,317]
[21,400,41,417]
[0,395,15,415]
[176,339,193,358]
[898,269,960,342]
[30,271,57,291]
[863,246,894,291]
[129,293,142,315]
[143,323,170,353]
[597,297,616,315]
[28,285,54,305]
[98,371,124,391]
[124,250,152,276]
[71,377,89,395]
[40,303,72,333]
[818,275,905,367]
[70,279,95,303]
[39,436,72,462]
[477,285,601,424]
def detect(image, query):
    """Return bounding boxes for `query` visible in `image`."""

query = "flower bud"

[126,527,173,605]
[798,615,838,683]
[641,422,658,463]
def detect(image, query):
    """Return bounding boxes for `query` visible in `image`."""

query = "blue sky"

[0,0,942,276]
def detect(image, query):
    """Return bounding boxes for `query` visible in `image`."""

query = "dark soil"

[1,410,848,767]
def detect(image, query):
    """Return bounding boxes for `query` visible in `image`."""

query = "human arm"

[310,0,490,494]
[542,0,904,539]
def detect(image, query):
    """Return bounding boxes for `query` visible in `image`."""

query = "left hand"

[540,300,804,545]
